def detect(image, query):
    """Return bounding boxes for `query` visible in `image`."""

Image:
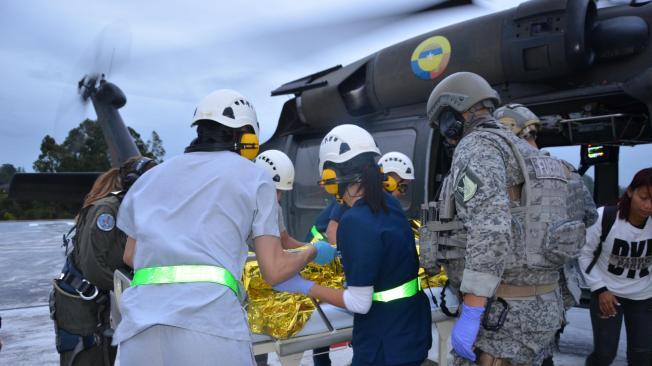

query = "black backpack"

[584,205,618,274]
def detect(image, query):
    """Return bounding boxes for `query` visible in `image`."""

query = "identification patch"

[530,156,569,182]
[455,168,482,204]
[96,213,115,232]
[410,35,451,80]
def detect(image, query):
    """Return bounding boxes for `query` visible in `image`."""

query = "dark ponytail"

[338,152,387,214]
[360,160,388,214]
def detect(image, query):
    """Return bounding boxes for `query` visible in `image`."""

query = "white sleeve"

[252,176,281,239]
[117,190,136,239]
[578,206,606,291]
[343,286,374,314]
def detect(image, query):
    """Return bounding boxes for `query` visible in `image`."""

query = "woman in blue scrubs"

[273,124,432,366]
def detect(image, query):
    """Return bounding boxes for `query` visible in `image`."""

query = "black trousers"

[586,293,652,366]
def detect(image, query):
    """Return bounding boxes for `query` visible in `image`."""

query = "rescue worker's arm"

[308,285,346,309]
[455,137,512,300]
[254,177,317,284]
[309,285,373,313]
[325,202,346,245]
[123,236,136,268]
[325,220,338,245]
[280,230,307,250]
[254,236,316,285]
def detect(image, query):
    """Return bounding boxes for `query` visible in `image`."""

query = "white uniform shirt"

[579,206,652,300]
[115,151,279,343]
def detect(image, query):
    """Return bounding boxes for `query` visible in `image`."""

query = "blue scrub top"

[338,193,432,365]
[304,198,348,242]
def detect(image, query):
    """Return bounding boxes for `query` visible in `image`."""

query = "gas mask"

[437,108,464,142]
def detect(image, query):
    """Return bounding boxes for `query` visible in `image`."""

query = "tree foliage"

[33,119,165,172]
[1,120,166,220]
[0,164,23,185]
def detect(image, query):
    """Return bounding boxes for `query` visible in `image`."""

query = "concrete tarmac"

[0,221,628,365]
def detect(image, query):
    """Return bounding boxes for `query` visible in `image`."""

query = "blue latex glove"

[451,303,485,361]
[272,274,315,295]
[312,240,336,265]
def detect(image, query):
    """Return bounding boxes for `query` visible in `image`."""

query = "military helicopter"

[262,0,652,241]
[10,0,652,233]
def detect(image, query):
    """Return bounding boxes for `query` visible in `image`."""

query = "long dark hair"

[191,120,237,145]
[82,156,145,208]
[337,152,387,214]
[618,167,652,220]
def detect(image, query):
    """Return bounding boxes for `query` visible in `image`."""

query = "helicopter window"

[292,128,418,211]
[294,138,330,209]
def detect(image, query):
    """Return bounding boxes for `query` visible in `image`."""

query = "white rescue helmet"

[191,89,260,137]
[318,124,380,175]
[378,152,415,180]
[255,150,295,191]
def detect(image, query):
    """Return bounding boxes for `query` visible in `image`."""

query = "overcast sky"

[1,0,649,186]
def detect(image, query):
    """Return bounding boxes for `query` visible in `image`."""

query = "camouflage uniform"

[559,161,598,309]
[442,117,567,365]
[539,160,599,363]
[52,194,128,366]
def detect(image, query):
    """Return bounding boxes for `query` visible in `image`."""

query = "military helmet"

[494,103,540,139]
[426,72,501,129]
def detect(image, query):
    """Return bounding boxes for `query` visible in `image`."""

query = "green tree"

[147,131,166,163]
[33,119,165,172]
[0,164,18,185]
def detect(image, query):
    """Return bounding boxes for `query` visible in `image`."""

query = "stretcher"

[111,270,459,366]
[250,287,458,366]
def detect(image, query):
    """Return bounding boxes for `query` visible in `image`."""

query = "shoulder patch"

[96,213,115,232]
[455,168,483,205]
[529,156,569,182]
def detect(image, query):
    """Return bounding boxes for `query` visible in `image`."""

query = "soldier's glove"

[451,303,485,361]
[312,241,336,265]
[272,274,315,296]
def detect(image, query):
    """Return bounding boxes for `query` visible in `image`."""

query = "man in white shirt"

[114,89,335,365]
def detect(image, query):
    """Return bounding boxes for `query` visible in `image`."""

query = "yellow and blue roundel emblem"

[411,35,451,80]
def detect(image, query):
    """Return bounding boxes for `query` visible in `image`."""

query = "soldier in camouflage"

[495,104,598,365]
[424,72,586,365]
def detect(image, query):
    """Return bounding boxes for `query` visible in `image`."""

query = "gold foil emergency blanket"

[243,221,447,339]
[243,255,344,339]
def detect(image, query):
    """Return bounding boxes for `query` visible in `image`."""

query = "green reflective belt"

[131,265,239,296]
[372,277,421,302]
[311,225,325,241]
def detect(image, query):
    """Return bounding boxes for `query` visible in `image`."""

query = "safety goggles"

[397,181,409,194]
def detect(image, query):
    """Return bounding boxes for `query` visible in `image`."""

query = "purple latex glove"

[272,274,315,295]
[312,240,336,265]
[451,303,485,361]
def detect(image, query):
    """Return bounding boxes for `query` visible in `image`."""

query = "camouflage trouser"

[453,289,564,366]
